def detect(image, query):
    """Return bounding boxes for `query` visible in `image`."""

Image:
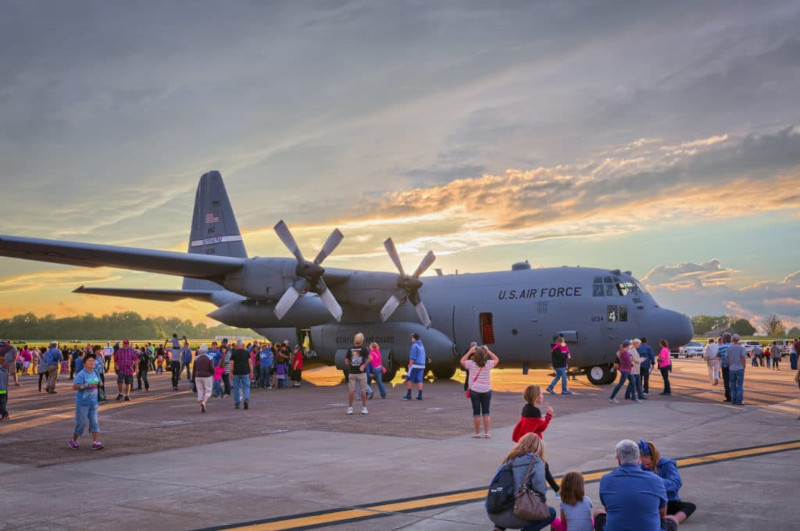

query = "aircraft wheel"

[586,365,616,385]
[431,364,457,380]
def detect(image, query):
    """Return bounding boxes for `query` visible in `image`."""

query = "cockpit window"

[594,277,641,298]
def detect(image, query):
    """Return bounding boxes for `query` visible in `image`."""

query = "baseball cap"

[411,333,420,340]
[122,339,130,345]
[732,334,740,341]
[622,339,631,347]
[221,338,228,344]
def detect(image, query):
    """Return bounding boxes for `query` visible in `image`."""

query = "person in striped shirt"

[460,344,499,438]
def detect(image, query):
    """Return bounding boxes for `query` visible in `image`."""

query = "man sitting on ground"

[594,439,676,531]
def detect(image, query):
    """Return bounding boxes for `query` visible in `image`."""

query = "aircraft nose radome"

[658,309,693,348]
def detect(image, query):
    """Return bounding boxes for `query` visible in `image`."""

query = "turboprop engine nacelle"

[208,297,333,329]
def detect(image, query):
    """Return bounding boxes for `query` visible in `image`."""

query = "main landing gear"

[586,364,617,385]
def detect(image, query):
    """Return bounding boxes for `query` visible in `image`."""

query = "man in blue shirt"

[594,439,676,531]
[44,342,64,394]
[718,333,731,402]
[637,337,656,395]
[401,333,426,401]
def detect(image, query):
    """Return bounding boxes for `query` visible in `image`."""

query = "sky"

[1,0,799,333]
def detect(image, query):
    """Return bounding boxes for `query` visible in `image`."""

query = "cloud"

[642,260,735,290]
[644,262,800,331]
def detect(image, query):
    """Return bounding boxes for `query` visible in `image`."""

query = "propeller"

[273,220,344,321]
[379,238,436,327]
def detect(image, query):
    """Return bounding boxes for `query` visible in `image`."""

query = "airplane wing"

[0,235,244,278]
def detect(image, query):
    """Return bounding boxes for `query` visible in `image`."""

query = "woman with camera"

[460,344,499,438]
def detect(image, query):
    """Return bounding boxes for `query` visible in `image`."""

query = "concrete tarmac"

[1,359,798,530]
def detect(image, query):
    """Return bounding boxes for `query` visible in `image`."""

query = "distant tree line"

[0,312,251,341]
[691,314,798,337]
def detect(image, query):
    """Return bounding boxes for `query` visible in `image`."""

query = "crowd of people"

[2,331,798,530]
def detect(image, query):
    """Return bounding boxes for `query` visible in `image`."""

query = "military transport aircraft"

[0,171,692,384]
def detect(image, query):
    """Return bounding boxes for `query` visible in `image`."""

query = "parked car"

[742,340,762,356]
[679,341,704,357]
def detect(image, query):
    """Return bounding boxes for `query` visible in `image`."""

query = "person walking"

[657,339,672,396]
[460,344,499,438]
[69,354,103,450]
[136,348,150,391]
[625,340,645,401]
[43,341,64,394]
[401,333,426,401]
[0,356,10,421]
[367,341,387,399]
[113,339,137,401]
[770,342,782,370]
[609,341,635,403]
[727,334,747,405]
[1,341,20,387]
[546,335,572,395]
[180,341,193,381]
[718,334,732,402]
[230,339,253,410]
[192,344,215,413]
[703,338,720,385]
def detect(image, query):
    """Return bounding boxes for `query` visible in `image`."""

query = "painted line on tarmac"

[211,438,800,531]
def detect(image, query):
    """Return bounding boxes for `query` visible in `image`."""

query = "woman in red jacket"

[512,384,560,495]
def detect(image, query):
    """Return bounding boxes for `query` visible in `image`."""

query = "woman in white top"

[460,345,499,438]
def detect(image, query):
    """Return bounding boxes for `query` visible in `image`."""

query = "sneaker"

[124,396,130,401]
[361,407,368,414]
[642,392,648,396]
[68,440,79,450]
[401,395,411,401]
[234,403,240,409]
[0,415,8,421]
[92,441,104,450]
[346,407,354,415]
[414,396,423,400]
[116,394,123,401]
[244,401,249,410]
[609,398,619,403]
[561,390,573,395]
[200,403,206,413]
[545,387,555,394]
[634,399,642,403]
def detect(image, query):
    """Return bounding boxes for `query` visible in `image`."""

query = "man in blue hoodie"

[402,333,426,401]
[44,342,64,394]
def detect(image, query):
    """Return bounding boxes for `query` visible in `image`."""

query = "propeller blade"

[314,228,344,265]
[412,250,436,278]
[383,238,405,276]
[274,284,302,320]
[379,293,403,323]
[274,220,305,263]
[316,281,343,322]
[413,300,432,329]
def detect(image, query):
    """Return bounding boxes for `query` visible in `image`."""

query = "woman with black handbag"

[488,433,556,530]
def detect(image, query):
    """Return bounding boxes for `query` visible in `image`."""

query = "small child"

[512,384,560,494]
[551,471,594,531]
[69,354,103,450]
[0,357,10,421]
[275,358,287,388]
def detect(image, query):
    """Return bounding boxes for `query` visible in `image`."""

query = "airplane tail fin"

[183,171,247,291]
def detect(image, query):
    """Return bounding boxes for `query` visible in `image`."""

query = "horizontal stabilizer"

[74,286,219,302]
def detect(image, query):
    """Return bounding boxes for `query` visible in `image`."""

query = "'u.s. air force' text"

[498,286,582,300]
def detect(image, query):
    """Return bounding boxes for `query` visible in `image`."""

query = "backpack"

[486,461,516,514]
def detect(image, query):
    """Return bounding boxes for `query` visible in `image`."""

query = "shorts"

[116,373,133,385]
[348,373,367,392]
[470,390,492,417]
[407,367,424,384]
[7,363,16,375]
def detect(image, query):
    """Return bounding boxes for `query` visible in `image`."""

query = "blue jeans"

[625,373,644,399]
[610,371,631,399]
[222,373,231,395]
[259,367,272,388]
[181,361,191,380]
[213,379,222,396]
[74,403,99,435]
[233,374,250,405]
[548,367,568,392]
[367,367,387,398]
[730,369,744,404]
[790,352,798,370]
[470,390,492,416]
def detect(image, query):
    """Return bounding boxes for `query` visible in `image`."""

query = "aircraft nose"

[651,308,693,348]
